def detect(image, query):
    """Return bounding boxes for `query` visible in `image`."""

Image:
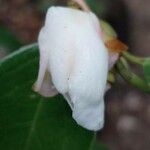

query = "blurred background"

[0,0,150,150]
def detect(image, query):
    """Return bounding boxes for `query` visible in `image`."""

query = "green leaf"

[91,142,108,150]
[0,25,22,52]
[143,58,150,86]
[0,44,95,150]
[90,135,108,150]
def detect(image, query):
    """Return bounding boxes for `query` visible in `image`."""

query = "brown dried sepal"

[105,39,128,53]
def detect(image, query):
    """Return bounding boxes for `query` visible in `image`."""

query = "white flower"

[34,6,109,131]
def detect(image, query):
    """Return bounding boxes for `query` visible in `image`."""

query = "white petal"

[33,71,58,97]
[72,95,105,131]
[67,23,108,130]
[33,28,58,97]
[37,7,108,131]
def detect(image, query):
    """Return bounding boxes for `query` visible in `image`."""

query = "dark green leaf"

[143,58,150,86]
[0,25,22,52]
[90,136,108,150]
[91,142,108,150]
[0,44,94,150]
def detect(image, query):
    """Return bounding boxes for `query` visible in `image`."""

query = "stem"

[116,57,150,92]
[122,51,145,65]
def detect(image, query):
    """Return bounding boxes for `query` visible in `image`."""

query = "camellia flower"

[33,0,128,131]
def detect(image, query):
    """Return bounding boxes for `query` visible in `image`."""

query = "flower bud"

[34,6,108,131]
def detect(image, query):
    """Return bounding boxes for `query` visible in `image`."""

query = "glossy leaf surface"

[0,44,94,150]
